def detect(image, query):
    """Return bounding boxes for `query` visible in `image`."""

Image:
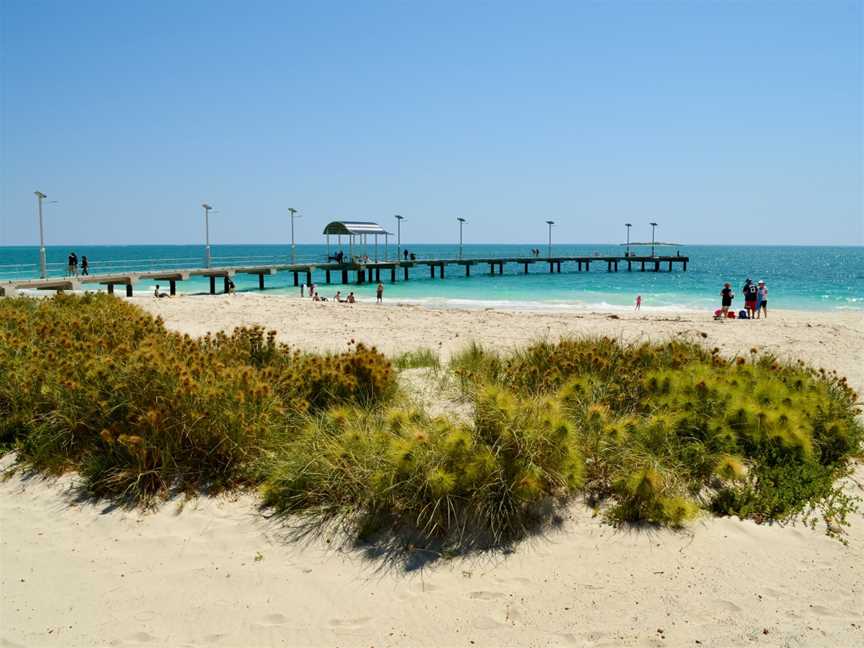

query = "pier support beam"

[342,269,349,284]
[390,267,396,283]
[668,260,673,272]
[440,264,445,278]
[326,270,331,284]
[293,272,299,287]
[258,274,265,290]
[107,284,114,295]
[489,263,495,275]
[627,261,632,272]
[169,280,177,295]
[430,265,435,279]
[557,261,561,273]
[357,270,365,284]
[683,261,687,272]
[585,261,590,272]
[578,261,582,272]
[499,262,504,274]
[549,261,554,273]
[404,265,409,281]
[306,270,312,286]
[607,261,612,272]
[210,276,216,294]
[223,276,230,293]
[641,261,645,272]
[126,284,133,297]
[654,260,660,272]
[465,264,470,277]
[524,262,529,274]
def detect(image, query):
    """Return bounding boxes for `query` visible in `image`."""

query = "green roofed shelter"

[323,221,392,262]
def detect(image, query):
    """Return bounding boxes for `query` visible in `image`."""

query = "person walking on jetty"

[80,256,89,276]
[743,278,757,319]
[720,282,734,320]
[67,252,78,277]
[376,282,384,304]
[757,280,768,319]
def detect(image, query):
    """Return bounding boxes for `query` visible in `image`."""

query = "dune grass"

[393,348,441,370]
[1,295,860,549]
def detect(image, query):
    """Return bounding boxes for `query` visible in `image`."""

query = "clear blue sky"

[1,0,861,247]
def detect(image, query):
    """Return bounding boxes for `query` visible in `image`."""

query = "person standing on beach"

[635,295,641,311]
[757,280,768,319]
[743,278,757,319]
[376,282,384,304]
[720,283,734,320]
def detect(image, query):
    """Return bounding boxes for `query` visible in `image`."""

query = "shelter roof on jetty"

[323,221,390,236]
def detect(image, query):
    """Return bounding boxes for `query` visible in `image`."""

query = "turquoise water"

[1,244,862,312]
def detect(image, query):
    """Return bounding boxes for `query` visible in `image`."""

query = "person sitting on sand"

[743,278,757,320]
[334,290,344,303]
[153,285,168,298]
[313,292,321,302]
[635,295,641,311]
[347,292,356,304]
[376,282,384,304]
[720,282,734,320]
[757,280,768,319]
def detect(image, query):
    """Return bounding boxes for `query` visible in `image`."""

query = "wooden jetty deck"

[0,254,689,297]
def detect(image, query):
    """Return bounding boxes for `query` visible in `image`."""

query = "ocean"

[1,244,862,312]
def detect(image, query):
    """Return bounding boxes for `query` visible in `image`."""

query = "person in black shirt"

[742,278,757,320]
[81,256,89,276]
[720,283,734,320]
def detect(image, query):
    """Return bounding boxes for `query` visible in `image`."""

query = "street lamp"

[650,222,658,257]
[34,191,50,278]
[625,223,632,257]
[288,207,300,264]
[545,220,554,258]
[457,217,466,259]
[202,204,214,268]
[394,214,404,259]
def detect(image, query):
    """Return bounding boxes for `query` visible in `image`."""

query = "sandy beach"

[2,296,863,647]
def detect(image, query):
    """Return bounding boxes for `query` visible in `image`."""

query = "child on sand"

[635,295,641,311]
[376,282,384,304]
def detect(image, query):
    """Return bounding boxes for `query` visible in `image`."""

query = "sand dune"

[2,296,863,647]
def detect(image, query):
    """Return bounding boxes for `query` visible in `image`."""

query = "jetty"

[0,220,688,297]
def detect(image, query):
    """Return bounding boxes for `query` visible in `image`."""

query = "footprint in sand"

[262,613,288,625]
[468,590,506,601]
[328,617,371,628]
[713,600,743,613]
[127,631,157,643]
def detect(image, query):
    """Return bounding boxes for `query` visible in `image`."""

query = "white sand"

[2,296,863,647]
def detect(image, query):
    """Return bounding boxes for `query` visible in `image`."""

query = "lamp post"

[34,191,49,278]
[650,222,658,257]
[457,217,466,259]
[395,214,404,259]
[288,207,299,264]
[201,204,214,267]
[625,223,632,257]
[545,220,554,258]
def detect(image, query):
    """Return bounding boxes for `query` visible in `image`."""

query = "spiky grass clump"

[262,390,584,547]
[453,337,862,530]
[0,295,396,502]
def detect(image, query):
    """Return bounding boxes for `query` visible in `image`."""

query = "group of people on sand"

[303,281,385,304]
[718,278,768,320]
[66,252,89,276]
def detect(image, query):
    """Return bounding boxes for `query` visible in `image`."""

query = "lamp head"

[650,221,658,226]
[35,191,47,199]
[546,220,554,225]
[202,203,212,210]
[395,214,404,220]
[457,217,466,223]
[625,222,632,227]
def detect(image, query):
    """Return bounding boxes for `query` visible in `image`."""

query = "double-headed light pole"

[625,222,632,257]
[394,214,404,258]
[288,207,300,264]
[650,221,658,257]
[202,203,214,267]
[545,220,554,258]
[457,217,467,259]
